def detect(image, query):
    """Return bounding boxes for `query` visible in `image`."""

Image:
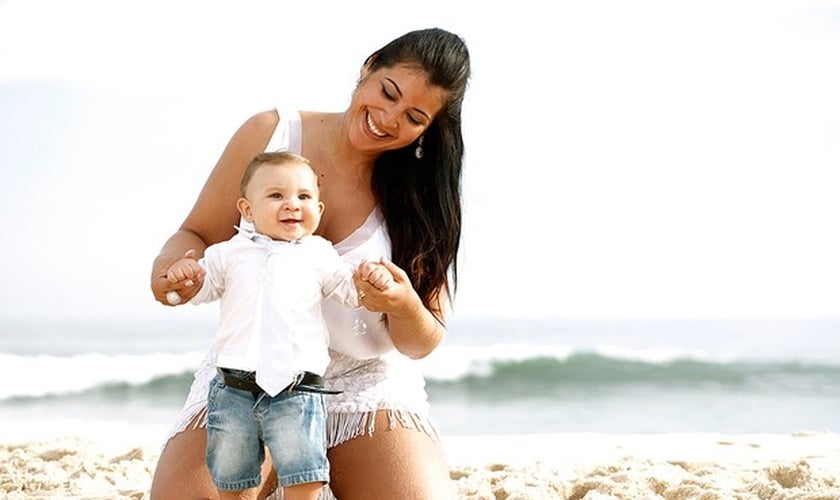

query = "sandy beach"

[447,432,840,499]
[2,426,839,499]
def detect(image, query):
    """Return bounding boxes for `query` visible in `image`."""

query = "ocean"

[1,317,839,440]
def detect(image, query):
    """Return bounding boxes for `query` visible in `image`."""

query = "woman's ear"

[359,54,377,82]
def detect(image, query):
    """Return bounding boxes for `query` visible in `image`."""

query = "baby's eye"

[299,194,312,200]
[269,193,283,199]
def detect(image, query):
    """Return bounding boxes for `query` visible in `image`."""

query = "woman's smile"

[365,110,389,138]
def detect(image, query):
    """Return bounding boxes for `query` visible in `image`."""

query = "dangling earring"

[415,135,425,159]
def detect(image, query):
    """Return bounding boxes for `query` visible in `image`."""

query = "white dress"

[167,109,439,452]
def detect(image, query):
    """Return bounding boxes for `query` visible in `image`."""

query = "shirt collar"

[234,225,302,246]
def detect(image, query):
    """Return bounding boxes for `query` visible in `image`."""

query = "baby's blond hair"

[240,151,315,197]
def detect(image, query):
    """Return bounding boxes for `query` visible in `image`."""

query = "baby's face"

[239,162,324,241]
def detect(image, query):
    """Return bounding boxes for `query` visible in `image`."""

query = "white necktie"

[255,251,294,396]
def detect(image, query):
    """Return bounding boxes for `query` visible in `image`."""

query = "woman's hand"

[354,258,445,359]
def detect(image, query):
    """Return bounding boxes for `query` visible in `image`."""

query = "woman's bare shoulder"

[215,109,280,159]
[238,108,280,135]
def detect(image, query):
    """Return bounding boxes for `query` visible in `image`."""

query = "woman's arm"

[356,258,447,359]
[150,109,280,305]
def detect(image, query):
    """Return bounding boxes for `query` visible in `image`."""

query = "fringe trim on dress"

[166,406,440,449]
[162,405,207,449]
[326,407,440,448]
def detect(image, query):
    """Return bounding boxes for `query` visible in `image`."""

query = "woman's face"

[348,63,446,154]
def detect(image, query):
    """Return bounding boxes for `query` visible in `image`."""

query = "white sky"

[1,0,839,321]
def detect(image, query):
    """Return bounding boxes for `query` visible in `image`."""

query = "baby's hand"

[358,260,393,291]
[166,257,203,286]
[164,251,205,306]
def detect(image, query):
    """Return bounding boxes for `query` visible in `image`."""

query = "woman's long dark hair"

[367,28,470,318]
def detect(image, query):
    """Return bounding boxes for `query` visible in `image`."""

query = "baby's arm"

[358,260,393,291]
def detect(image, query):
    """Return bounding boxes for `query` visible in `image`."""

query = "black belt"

[218,368,342,395]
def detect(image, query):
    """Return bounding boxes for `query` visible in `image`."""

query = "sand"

[447,432,840,499]
[2,427,839,499]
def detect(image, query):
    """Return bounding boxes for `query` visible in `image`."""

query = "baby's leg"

[219,487,259,500]
[282,482,324,500]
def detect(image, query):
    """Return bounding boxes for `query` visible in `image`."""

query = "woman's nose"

[382,106,400,128]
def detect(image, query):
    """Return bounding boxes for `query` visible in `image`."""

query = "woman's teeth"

[366,112,388,137]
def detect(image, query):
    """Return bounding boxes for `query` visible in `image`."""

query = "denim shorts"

[205,372,330,491]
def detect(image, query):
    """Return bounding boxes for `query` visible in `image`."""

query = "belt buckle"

[287,372,305,393]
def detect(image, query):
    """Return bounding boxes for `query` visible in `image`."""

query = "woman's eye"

[407,114,422,125]
[381,86,396,101]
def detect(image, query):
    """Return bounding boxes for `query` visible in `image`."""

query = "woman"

[149,28,471,499]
